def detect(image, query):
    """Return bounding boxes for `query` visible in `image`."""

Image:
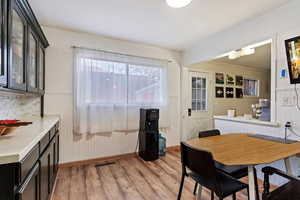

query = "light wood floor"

[53,150,263,200]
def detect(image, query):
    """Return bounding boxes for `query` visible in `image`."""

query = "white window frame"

[243,78,260,98]
[190,72,208,112]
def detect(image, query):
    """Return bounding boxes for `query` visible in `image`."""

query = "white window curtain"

[73,47,169,134]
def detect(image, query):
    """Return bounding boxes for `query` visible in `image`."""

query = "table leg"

[196,184,202,200]
[248,165,256,200]
[284,157,293,176]
[295,155,300,175]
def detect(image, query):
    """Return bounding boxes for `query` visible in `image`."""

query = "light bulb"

[242,48,255,56]
[228,51,241,60]
[166,0,192,8]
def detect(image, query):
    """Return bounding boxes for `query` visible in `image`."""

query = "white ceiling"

[214,43,271,69]
[28,0,291,50]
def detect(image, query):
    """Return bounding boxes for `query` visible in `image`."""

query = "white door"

[181,69,213,141]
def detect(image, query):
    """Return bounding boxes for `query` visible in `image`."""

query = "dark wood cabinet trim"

[1,0,48,98]
[16,0,49,48]
[7,0,28,91]
[26,28,39,93]
[0,0,8,86]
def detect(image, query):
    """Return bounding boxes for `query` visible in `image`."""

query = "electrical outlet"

[287,121,297,127]
[281,97,289,106]
[292,96,297,105]
[281,96,297,106]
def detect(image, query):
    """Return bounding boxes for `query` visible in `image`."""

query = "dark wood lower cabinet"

[16,163,40,200]
[55,134,59,173]
[40,131,59,200]
[49,138,55,191]
[0,122,59,200]
[40,145,50,200]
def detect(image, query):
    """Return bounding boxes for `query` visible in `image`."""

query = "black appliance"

[138,109,159,161]
[285,36,300,84]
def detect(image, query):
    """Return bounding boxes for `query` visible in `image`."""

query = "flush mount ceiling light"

[166,0,192,8]
[228,48,255,60]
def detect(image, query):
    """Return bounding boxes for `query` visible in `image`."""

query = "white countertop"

[0,115,60,164]
[214,115,280,127]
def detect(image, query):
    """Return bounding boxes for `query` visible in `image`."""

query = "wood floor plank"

[84,165,108,200]
[95,163,126,200]
[148,159,198,200]
[52,167,71,200]
[53,150,264,200]
[118,158,161,200]
[110,160,145,200]
[69,166,88,200]
[129,157,176,199]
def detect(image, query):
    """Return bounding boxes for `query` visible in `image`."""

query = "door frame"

[180,67,214,141]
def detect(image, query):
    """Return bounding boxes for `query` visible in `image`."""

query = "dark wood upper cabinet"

[1,0,49,94]
[38,46,45,93]
[9,4,27,91]
[0,0,8,87]
[27,30,38,92]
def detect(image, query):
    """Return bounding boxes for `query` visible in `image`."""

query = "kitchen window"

[73,47,169,134]
[244,78,259,97]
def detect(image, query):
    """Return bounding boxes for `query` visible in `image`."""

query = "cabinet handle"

[16,162,39,194]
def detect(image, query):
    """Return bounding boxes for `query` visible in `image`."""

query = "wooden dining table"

[187,133,300,200]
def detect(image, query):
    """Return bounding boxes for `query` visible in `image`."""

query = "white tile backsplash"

[0,93,40,119]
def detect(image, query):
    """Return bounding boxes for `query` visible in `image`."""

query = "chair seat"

[189,171,248,198]
[215,161,248,179]
[264,180,300,200]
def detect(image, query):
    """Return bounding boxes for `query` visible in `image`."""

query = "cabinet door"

[52,134,59,176]
[49,139,55,190]
[0,0,8,86]
[38,46,44,93]
[52,136,57,176]
[40,147,50,200]
[9,4,26,90]
[55,134,59,173]
[27,30,38,92]
[16,163,40,200]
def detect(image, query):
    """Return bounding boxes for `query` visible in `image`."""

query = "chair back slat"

[198,129,220,138]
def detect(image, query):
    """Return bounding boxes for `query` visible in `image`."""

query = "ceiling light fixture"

[228,48,255,60]
[217,39,271,59]
[166,0,192,8]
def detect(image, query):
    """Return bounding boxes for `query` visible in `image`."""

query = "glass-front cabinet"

[38,47,45,93]
[1,0,49,94]
[27,30,38,92]
[0,0,7,86]
[9,7,26,90]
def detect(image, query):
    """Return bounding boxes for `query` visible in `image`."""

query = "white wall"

[189,61,271,116]
[183,0,300,138]
[43,26,182,164]
[184,0,300,65]
[182,0,300,185]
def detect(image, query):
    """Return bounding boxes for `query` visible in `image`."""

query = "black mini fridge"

[138,109,159,161]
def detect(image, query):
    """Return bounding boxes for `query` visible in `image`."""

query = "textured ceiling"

[29,0,291,50]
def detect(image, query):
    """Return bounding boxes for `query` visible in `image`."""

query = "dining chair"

[194,129,260,200]
[262,166,300,200]
[177,142,248,200]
